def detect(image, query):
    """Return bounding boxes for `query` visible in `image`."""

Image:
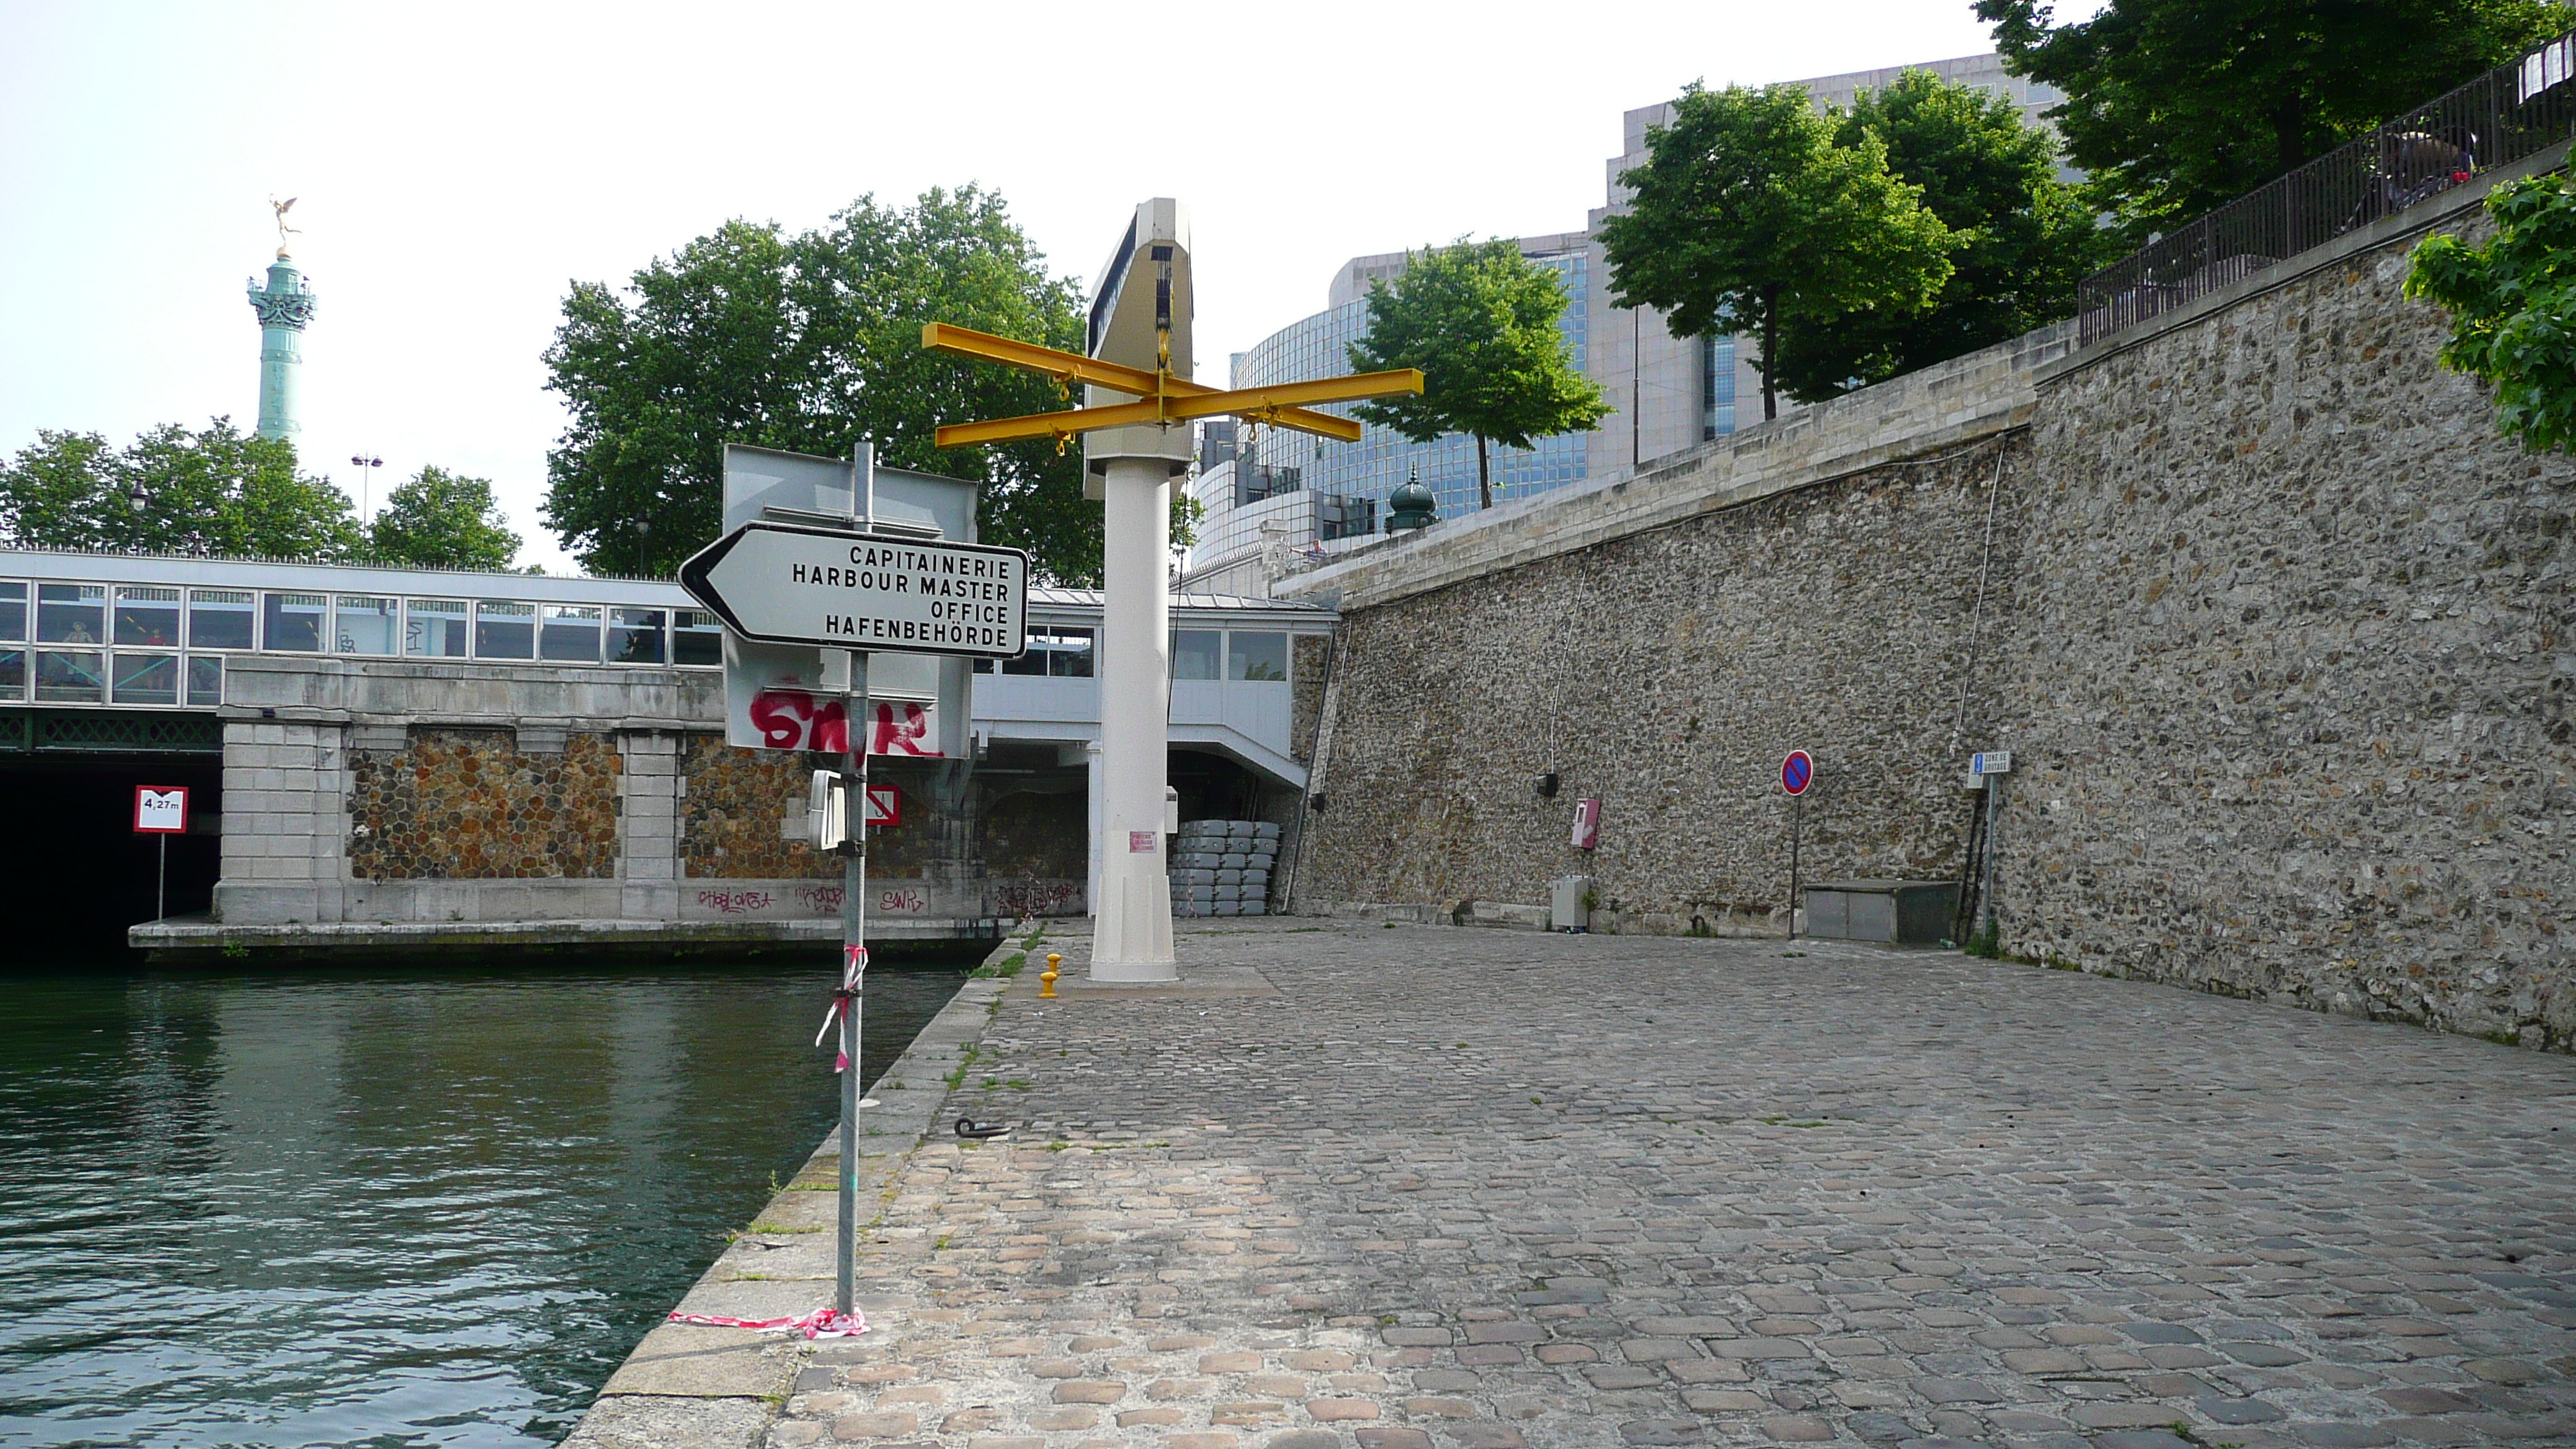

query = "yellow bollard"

[1040,952,1060,999]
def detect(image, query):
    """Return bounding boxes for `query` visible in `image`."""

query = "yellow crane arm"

[920,323,1415,446]
[930,369,1423,450]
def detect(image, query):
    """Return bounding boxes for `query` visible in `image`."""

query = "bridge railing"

[2077,29,2576,347]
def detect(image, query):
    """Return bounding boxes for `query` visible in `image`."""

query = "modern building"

[1592,53,2067,474]
[1191,228,1595,577]
[1181,53,2066,586]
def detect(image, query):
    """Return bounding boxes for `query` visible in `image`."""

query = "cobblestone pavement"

[769,921,2576,1449]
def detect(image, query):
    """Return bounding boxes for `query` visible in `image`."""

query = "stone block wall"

[680,735,837,881]
[1287,158,2576,1051]
[1289,635,1332,766]
[1998,201,2576,1050]
[1296,440,2019,930]
[219,720,348,903]
[348,728,621,879]
[979,786,1086,917]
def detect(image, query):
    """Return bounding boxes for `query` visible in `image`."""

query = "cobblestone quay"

[757,920,2574,1449]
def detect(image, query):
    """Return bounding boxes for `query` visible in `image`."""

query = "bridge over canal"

[0,547,1331,955]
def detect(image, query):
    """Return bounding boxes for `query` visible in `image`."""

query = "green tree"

[1344,238,1611,510]
[2408,174,2576,451]
[1769,69,2108,399]
[1978,0,2563,240]
[1599,83,1956,420]
[368,465,524,570]
[0,418,359,558]
[541,186,1179,584]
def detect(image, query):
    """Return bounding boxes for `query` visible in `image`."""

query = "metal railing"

[2077,29,2576,346]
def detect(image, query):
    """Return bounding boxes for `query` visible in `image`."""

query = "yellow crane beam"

[922,323,1166,398]
[930,368,1424,450]
[921,323,1420,447]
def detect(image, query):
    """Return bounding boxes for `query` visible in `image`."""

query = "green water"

[0,959,967,1447]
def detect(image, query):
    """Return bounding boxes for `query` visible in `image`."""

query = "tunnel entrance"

[0,736,223,956]
[1170,747,1285,825]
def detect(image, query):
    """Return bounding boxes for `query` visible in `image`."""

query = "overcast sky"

[0,1,2030,573]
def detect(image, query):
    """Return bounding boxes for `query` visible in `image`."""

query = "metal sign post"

[133,786,189,922]
[836,648,867,1324]
[1969,752,2012,944]
[835,446,874,1330]
[690,440,1004,1338]
[1780,752,1814,940]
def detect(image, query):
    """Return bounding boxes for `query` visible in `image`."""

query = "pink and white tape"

[666,1305,867,1338]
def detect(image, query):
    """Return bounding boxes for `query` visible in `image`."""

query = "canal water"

[0,957,970,1447]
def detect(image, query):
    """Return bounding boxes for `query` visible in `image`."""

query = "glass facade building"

[1181,50,2064,583]
[1229,238,1595,530]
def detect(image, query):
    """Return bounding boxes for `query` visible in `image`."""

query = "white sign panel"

[134,786,190,834]
[681,522,1028,660]
[1970,751,2014,776]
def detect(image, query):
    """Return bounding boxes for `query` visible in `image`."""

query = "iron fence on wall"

[2076,30,2576,347]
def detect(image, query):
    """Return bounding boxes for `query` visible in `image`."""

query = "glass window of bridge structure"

[0,582,22,642]
[1172,629,1221,680]
[114,653,177,706]
[265,593,327,653]
[186,656,222,707]
[1228,631,1287,682]
[611,608,666,665]
[673,611,723,666]
[115,587,180,647]
[37,648,102,703]
[406,599,468,657]
[0,647,22,700]
[336,597,397,656]
[188,589,254,650]
[992,628,1094,677]
[475,601,536,659]
[541,605,603,663]
[39,584,104,645]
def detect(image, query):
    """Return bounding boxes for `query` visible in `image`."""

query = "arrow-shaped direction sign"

[679,522,1029,659]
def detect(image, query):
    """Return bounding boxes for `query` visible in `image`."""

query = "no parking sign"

[1780,750,1814,796]
[1780,751,1813,940]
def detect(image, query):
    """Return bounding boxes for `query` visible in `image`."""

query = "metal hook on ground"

[954,1117,1012,1139]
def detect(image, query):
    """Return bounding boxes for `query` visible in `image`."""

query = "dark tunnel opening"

[0,755,222,957]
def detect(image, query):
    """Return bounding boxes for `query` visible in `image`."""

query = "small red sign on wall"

[864,785,900,827]
[1571,797,1602,850]
[134,786,189,834]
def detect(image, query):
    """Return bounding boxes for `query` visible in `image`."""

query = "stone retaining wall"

[1290,159,2576,1051]
[1296,437,2022,932]
[348,728,621,880]
[2000,199,2576,1050]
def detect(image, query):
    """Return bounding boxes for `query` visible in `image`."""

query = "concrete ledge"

[128,913,1005,961]
[560,923,1037,1444]
[1278,320,2070,615]
[1466,899,1552,930]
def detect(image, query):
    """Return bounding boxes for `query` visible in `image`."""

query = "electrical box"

[1801,879,1957,944]
[807,769,847,852]
[1551,875,1593,932]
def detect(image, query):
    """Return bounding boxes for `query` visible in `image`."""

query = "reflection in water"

[0,961,966,1447]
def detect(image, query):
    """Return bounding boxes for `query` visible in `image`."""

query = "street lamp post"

[350,454,383,525]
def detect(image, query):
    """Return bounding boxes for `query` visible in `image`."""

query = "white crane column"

[1090,455,1177,977]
